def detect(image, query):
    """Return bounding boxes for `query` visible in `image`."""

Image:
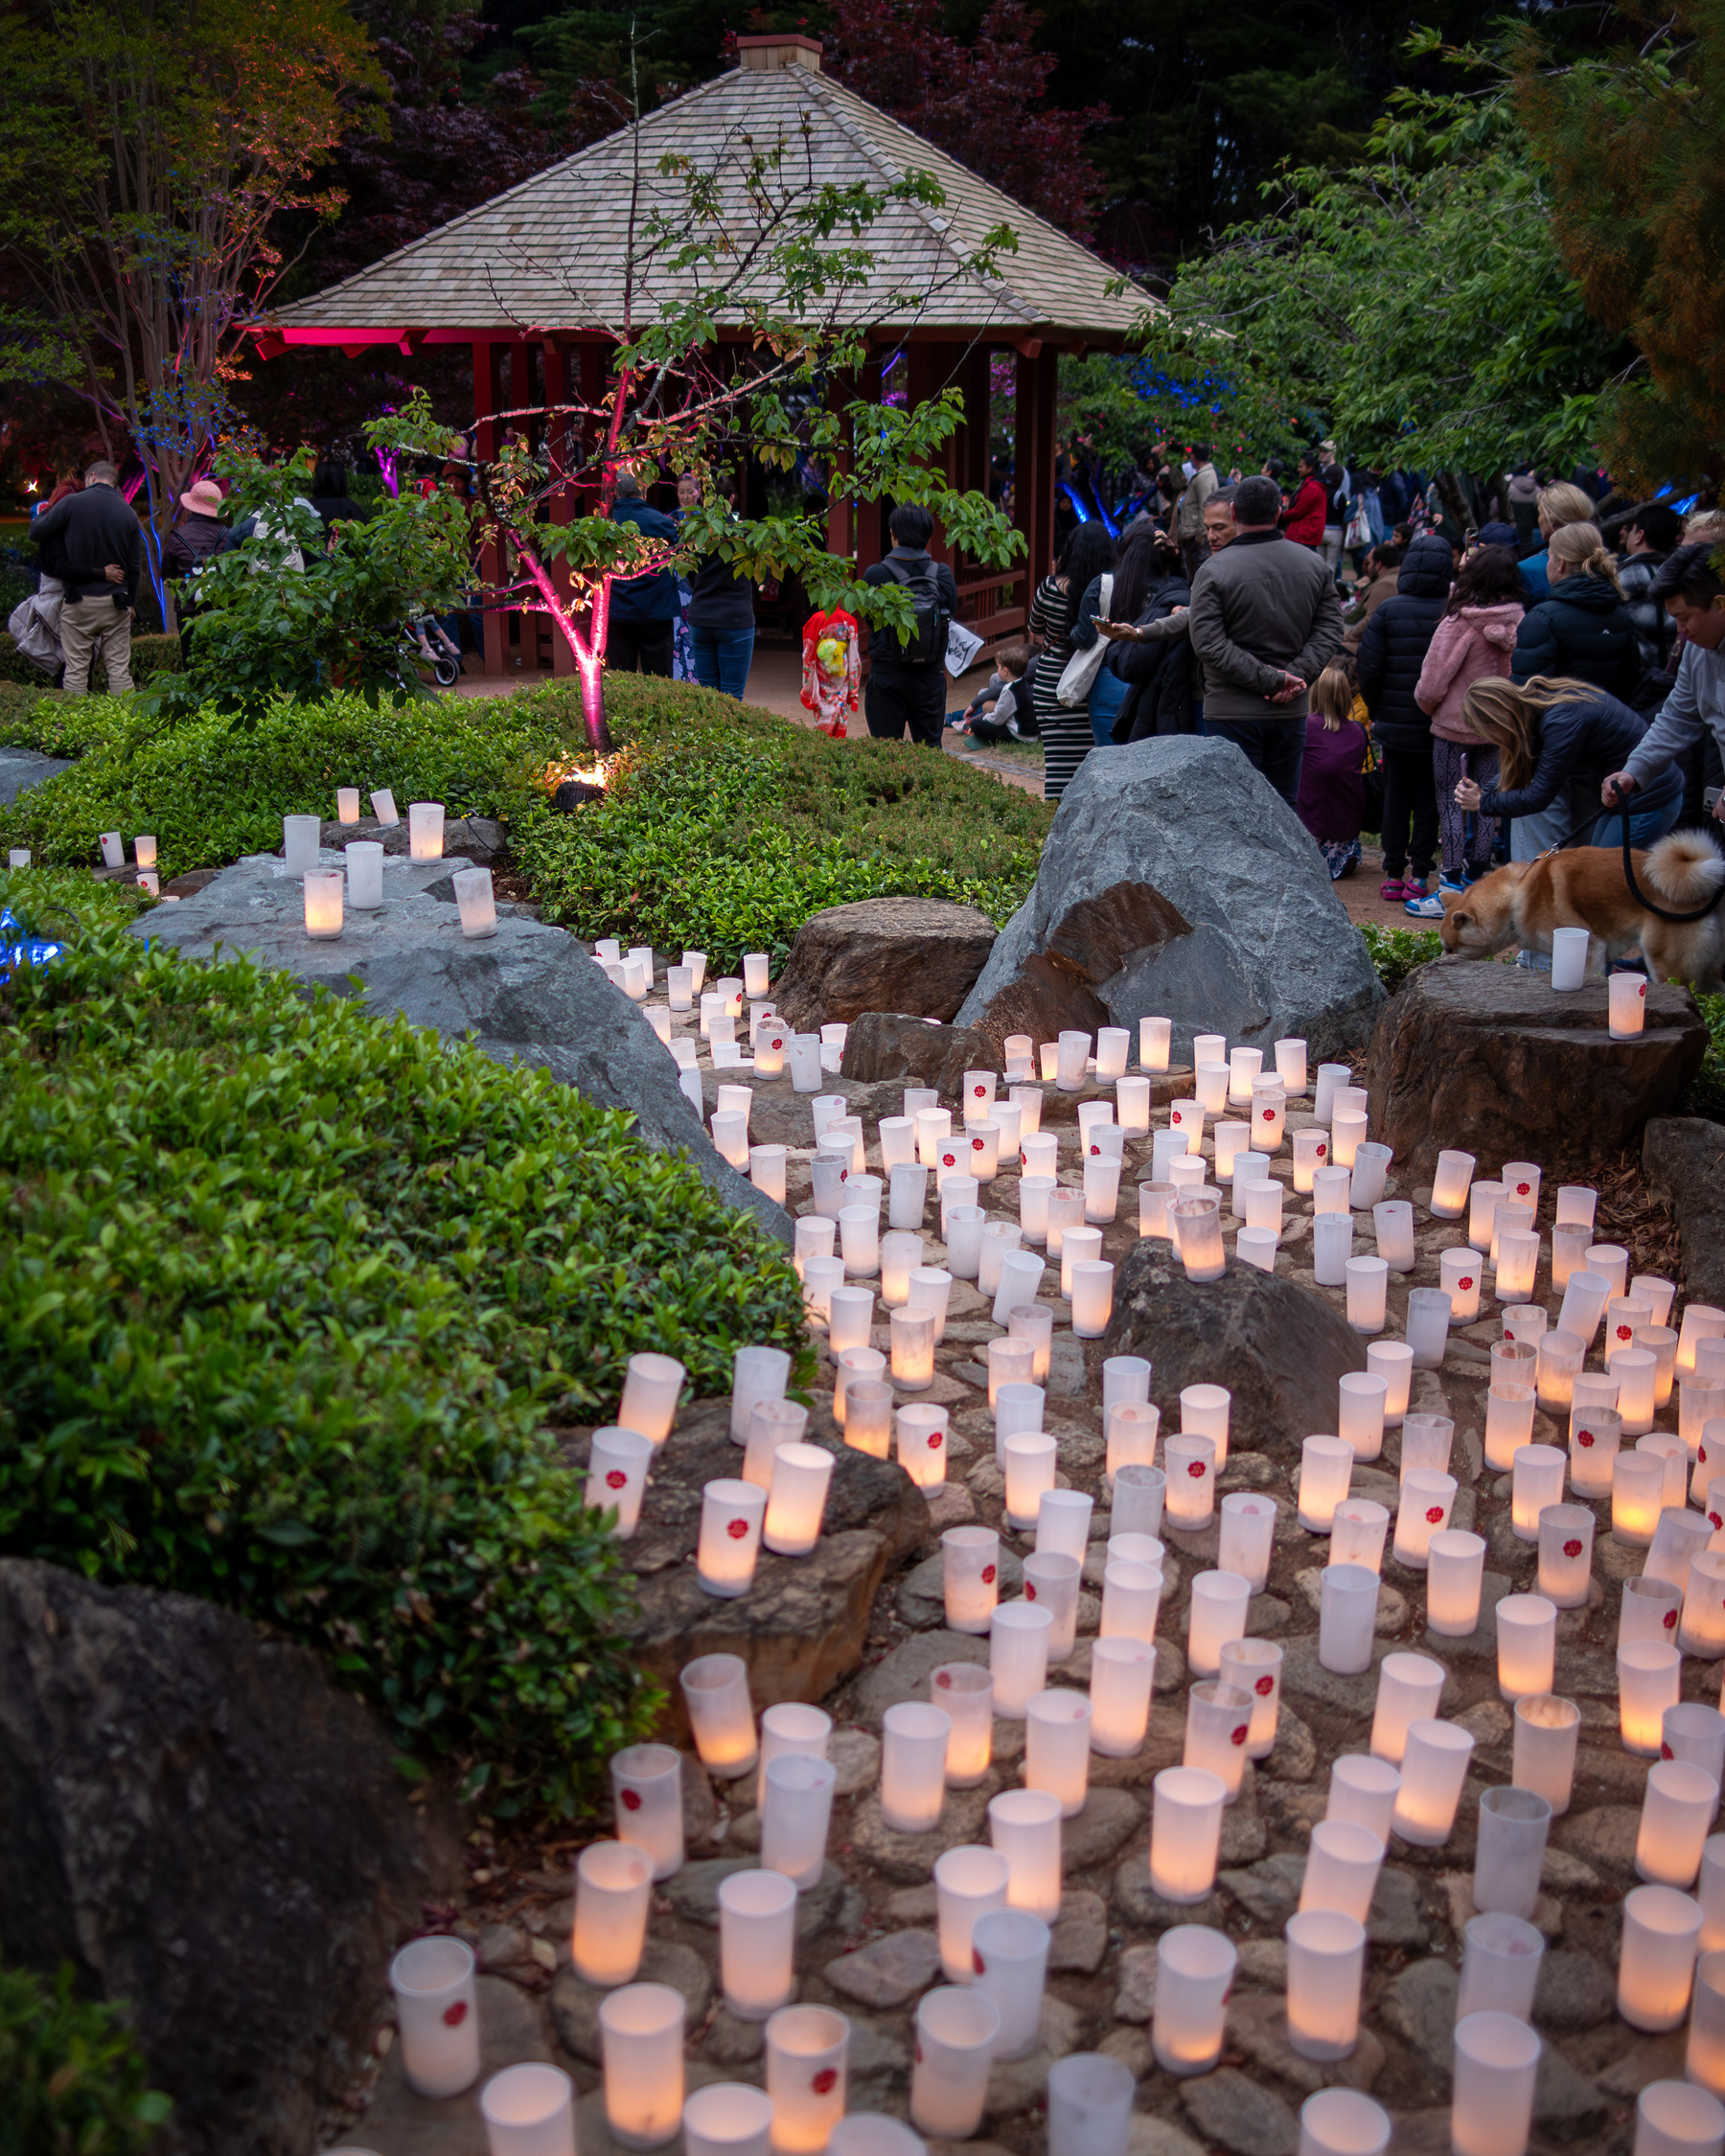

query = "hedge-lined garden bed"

[0,869,806,1810]
[0,628,182,688]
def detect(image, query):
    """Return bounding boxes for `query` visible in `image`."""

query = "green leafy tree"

[371,112,1026,757]
[172,421,474,713]
[1133,61,1625,477]
[1513,0,1725,491]
[0,0,384,623]
[0,1959,172,2155]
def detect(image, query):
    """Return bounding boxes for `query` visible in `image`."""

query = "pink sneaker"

[1379,877,1411,902]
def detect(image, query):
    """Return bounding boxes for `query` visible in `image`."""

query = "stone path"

[334,993,1697,2156]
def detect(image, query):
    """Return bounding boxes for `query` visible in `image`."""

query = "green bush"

[0,1959,171,2154]
[0,631,181,688]
[0,871,808,1810]
[1360,921,1443,993]
[1690,991,1725,1120]
[516,678,1053,970]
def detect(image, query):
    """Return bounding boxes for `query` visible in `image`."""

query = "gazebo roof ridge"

[263,51,1154,347]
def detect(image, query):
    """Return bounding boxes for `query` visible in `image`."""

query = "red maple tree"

[821,0,1111,244]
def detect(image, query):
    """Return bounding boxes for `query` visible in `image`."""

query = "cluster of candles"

[1550,925,1653,1039]
[96,828,163,895]
[286,791,500,943]
[602,943,850,1104]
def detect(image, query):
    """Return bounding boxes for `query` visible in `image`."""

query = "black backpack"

[880,554,947,668]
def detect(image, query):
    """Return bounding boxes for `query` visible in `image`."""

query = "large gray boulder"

[131,850,789,1241]
[954,737,1385,1062]
[0,1558,462,2156]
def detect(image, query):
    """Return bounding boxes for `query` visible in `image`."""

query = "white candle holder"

[881,1701,954,1833]
[1406,1288,1453,1369]
[1558,1269,1613,1347]
[1345,1257,1388,1335]
[762,1443,834,1556]
[1320,1563,1380,1675]
[1184,1678,1254,1800]
[1638,1759,1717,1888]
[988,1786,1063,1919]
[1568,1403,1622,1497]
[390,1935,481,2097]
[573,1840,653,1987]
[942,1526,1000,1634]
[717,1868,799,2023]
[1326,1754,1401,1843]
[1616,1450,1668,1548]
[1164,1433,1217,1527]
[1693,1953,1725,2098]
[933,1844,1009,1983]
[1026,1688,1093,1816]
[1106,1402,1162,1493]
[682,2083,772,2156]
[1482,1383,1537,1478]
[761,1754,838,1889]
[1620,1884,1705,2030]
[1497,1592,1557,1703]
[1256,1086,1292,1158]
[1300,1819,1385,1924]
[1285,1908,1366,2060]
[618,1352,684,1447]
[610,1743,684,1878]
[1510,1444,1566,1541]
[586,1425,654,1539]
[1172,1195,1226,1282]
[406,799,444,860]
[1117,1074,1153,1136]
[1331,1500,1391,1574]
[1621,1640,1684,1756]
[1186,1568,1249,1677]
[897,1403,949,1490]
[879,1229,923,1304]
[1392,1469,1456,1568]
[1536,1505,1594,1609]
[1141,1016,1173,1069]
[908,1265,954,1344]
[1003,1433,1057,1530]
[1457,1909,1545,2025]
[1427,1529,1486,1637]
[908,1986,999,2142]
[932,1661,994,1786]
[680,1654,757,1778]
[968,1906,1049,2063]
[1219,1636,1282,1759]
[481,2061,577,2156]
[800,1256,845,1325]
[1150,1765,1227,1902]
[765,2006,849,2156]
[1370,1651,1446,1763]
[697,1479,766,1597]
[1113,1463,1167,1540]
[1451,2010,1541,2156]
[1312,1209,1353,1288]
[1390,1719,1474,1845]
[991,1600,1054,1716]
[1620,1349,1661,1436]
[1195,1060,1230,1115]
[1101,1559,1163,1646]
[1152,1924,1236,2076]
[1299,1435,1355,1530]
[1367,1342,1414,1430]
[1683,1550,1725,1658]
[1219,1492,1277,1590]
[1437,1248,1482,1325]
[1511,1695,1579,1817]
[303,865,343,939]
[1622,1573,1684,1649]
[1473,1785,1552,1921]
[1610,972,1648,1037]
[1638,2080,1725,2156]
[1090,1636,1156,1755]
[755,1703,832,1811]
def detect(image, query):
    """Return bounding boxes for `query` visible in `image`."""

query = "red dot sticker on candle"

[443,2001,469,2027]
[935,1669,953,1687]
[1663,1741,1675,1759]
[1316,1142,1327,1158]
[606,1469,628,1489]
[771,1037,783,1051]
[727,1517,749,1539]
[1263,1109,1275,1120]
[1639,981,1647,998]
[1618,1324,1633,1342]
[972,1948,986,1976]
[974,1084,986,1098]
[1666,1608,1680,1629]
[1459,1275,1474,1291]
[973,1136,984,1152]
[813,2069,839,2095]
[1564,1539,1583,1558]
[1188,1460,1206,1479]
[1230,1724,1249,1746]
[1090,1142,1100,1156]
[981,1565,996,1585]
[1256,1674,1276,1696]
[1024,1582,1037,1600]
[621,1786,642,1809]
[1425,1505,1444,1525]
[943,1152,956,1168]
[1516,1181,1531,1197]
[1577,1430,1595,1447]
[1712,1513,1723,1530]
[928,1432,942,1448]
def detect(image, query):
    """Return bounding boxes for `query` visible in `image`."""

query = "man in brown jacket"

[1343,542,1403,650]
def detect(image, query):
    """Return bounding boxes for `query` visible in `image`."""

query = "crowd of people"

[943,443,1725,921]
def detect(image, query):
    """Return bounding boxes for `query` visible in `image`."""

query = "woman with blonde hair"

[1452,674,1682,856]
[1511,523,1639,700]
[1520,480,1596,601]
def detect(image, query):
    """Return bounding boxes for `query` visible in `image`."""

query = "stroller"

[408,609,463,688]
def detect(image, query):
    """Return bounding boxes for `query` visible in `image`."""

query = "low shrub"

[0,871,807,1809]
[1690,991,1725,1121]
[0,631,182,688]
[1361,921,1443,993]
[516,678,1052,970]
[0,1959,172,2153]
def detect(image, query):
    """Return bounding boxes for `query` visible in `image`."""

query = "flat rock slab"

[954,736,1385,1063]
[851,1630,992,1728]
[1179,2066,1300,2156]
[1103,1245,1368,1461]
[549,1938,712,2062]
[0,745,72,804]
[1366,959,1707,1181]
[128,850,787,1239]
[823,1927,942,2007]
[772,896,999,1031]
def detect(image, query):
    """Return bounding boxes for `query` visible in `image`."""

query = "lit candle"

[1183,1678,1254,1801]
[761,1755,838,1890]
[679,1654,757,1779]
[390,1936,481,2096]
[1389,1719,1474,1845]
[572,1840,653,1986]
[610,1743,684,1878]
[942,1526,1000,1634]
[1090,1636,1155,1755]
[1186,1568,1250,1677]
[1497,1593,1557,1703]
[1152,1924,1236,2076]
[1568,1404,1622,1498]
[1392,1470,1456,1568]
[1511,1444,1566,1541]
[1690,1953,1725,2096]
[1221,1637,1283,1758]
[932,1661,994,1786]
[618,1352,684,1447]
[1638,1760,1717,1889]
[1621,1640,1684,1756]
[1164,1433,1217,1527]
[1300,1435,1356,1530]
[407,800,445,860]
[1536,1506,1594,1608]
[1141,1016,1173,1069]
[1326,1755,1401,1842]
[1615,1450,1668,1548]
[1330,1500,1390,1574]
[1300,1820,1385,1924]
[1285,1908,1366,2061]
[696,1479,766,1597]
[719,1867,797,2022]
[1619,1884,1705,2030]
[1610,972,1648,1038]
[1683,1551,1725,1658]
[1370,1652,1447,1763]
[586,1425,654,1538]
[1149,1765,1227,1902]
[1450,2011,1541,2156]
[1427,1528,1486,1637]
[908,1985,1000,2142]
[933,1844,1009,1983]
[303,865,343,939]
[988,1786,1064,1920]
[1219,1492,1276,1590]
[881,1702,954,1833]
[765,2006,850,2156]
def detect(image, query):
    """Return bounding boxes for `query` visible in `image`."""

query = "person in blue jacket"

[607,470,679,676]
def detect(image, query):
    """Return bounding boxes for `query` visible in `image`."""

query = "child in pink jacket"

[1409,544,1528,911]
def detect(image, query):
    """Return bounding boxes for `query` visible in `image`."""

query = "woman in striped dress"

[1029,522,1116,801]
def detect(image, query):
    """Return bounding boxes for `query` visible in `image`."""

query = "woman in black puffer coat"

[1511,522,1641,700]
[1355,530,1455,900]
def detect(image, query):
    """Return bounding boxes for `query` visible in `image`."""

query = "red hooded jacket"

[1282,475,1328,548]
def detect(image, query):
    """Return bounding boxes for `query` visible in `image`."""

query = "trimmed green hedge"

[0,870,808,1810]
[518,679,1052,971]
[0,631,181,688]
[0,1959,171,2153]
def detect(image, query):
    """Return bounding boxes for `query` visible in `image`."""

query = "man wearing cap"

[165,477,230,665]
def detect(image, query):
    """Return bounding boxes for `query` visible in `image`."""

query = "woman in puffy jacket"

[1408,544,1527,910]
[1453,676,1682,852]
[1355,530,1455,901]
[1511,523,1640,700]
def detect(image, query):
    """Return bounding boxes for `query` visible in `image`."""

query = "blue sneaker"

[1438,872,1467,894]
[1405,891,1447,920]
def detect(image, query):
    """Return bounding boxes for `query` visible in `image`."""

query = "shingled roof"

[267,40,1150,347]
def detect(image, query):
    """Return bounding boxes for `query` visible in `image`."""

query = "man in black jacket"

[862,505,958,748]
[1355,531,1455,901]
[27,461,143,695]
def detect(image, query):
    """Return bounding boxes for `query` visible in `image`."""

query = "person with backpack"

[862,504,958,747]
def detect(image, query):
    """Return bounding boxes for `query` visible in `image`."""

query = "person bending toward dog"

[1453,676,1684,853]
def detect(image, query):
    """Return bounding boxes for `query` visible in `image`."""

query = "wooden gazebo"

[257,34,1152,678]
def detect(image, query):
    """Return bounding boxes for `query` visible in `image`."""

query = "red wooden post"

[473,341,508,677]
[1014,344,1058,593]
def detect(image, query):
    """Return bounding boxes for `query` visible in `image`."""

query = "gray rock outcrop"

[1644,1116,1725,1306]
[129,850,787,1240]
[0,745,72,805]
[954,737,1384,1060]
[0,1559,461,2156]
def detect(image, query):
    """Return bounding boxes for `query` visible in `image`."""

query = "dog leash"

[1604,780,1725,923]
